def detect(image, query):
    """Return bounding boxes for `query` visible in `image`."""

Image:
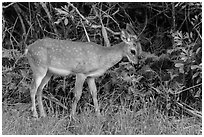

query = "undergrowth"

[2,100,201,135]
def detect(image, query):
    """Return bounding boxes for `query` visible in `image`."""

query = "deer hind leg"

[36,72,52,117]
[87,77,100,116]
[30,74,46,118]
[71,74,86,116]
[30,65,48,118]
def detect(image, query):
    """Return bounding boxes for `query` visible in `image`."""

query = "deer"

[26,29,142,118]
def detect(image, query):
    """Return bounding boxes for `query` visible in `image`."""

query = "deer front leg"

[87,77,100,116]
[71,74,86,116]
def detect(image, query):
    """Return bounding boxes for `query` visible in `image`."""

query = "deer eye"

[130,49,136,55]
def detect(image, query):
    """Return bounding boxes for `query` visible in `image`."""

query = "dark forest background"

[2,2,202,119]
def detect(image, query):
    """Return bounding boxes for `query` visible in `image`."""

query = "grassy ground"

[2,103,201,135]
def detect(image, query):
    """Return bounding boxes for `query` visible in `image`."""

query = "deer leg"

[71,74,86,116]
[37,72,52,117]
[87,77,100,116]
[30,74,45,118]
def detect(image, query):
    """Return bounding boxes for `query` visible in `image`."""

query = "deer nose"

[130,49,136,55]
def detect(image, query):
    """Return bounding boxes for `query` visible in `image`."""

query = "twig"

[137,14,148,39]
[171,83,202,95]
[101,23,110,47]
[40,2,59,37]
[98,4,110,47]
[91,24,120,35]
[67,2,89,24]
[43,94,68,110]
[81,19,90,42]
[13,3,26,36]
[2,2,15,9]
[171,3,176,32]
[96,6,120,29]
[177,102,202,119]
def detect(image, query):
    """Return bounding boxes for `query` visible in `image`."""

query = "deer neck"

[102,42,126,68]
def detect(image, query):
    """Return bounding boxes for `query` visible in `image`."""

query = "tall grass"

[2,102,201,135]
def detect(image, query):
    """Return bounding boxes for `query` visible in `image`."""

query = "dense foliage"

[2,2,202,119]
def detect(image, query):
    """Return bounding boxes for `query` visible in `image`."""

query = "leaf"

[134,75,143,83]
[179,67,184,73]
[192,72,199,79]
[2,48,12,58]
[196,47,201,54]
[151,86,162,94]
[175,63,184,73]
[199,63,202,67]
[64,18,69,26]
[191,65,199,70]
[166,103,171,110]
[196,78,201,84]
[54,18,62,24]
[194,88,201,98]
[55,8,68,15]
[175,63,184,68]
[178,31,183,39]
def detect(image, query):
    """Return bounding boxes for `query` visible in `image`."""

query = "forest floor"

[2,102,202,135]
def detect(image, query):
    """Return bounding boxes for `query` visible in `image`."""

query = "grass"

[2,102,202,135]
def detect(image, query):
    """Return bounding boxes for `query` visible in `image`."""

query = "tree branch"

[40,2,59,37]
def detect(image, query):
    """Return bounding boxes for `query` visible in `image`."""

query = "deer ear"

[126,23,136,35]
[136,42,142,56]
[121,29,130,43]
[120,29,126,41]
